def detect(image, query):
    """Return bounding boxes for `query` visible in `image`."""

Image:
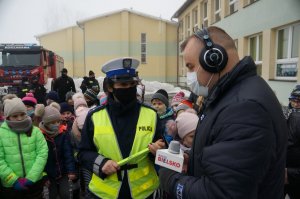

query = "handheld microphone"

[155,141,184,172]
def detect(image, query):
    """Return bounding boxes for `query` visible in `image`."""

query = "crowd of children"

[0,76,214,199]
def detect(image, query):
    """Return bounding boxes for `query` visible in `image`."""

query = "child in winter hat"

[60,102,75,132]
[0,97,48,197]
[166,111,199,149]
[36,102,77,198]
[72,94,90,151]
[73,95,89,130]
[22,92,37,117]
[289,85,300,110]
[151,89,174,144]
[65,91,75,106]
[174,100,194,117]
[171,91,185,111]
[84,88,99,108]
[151,89,170,116]
[36,102,62,136]
[4,97,31,133]
[45,91,60,105]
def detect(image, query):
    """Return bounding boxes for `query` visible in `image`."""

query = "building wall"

[37,10,178,83]
[175,0,300,105]
[37,26,84,77]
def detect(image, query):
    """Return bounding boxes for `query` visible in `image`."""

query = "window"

[244,0,258,6]
[202,1,208,27]
[192,8,198,31]
[141,33,147,64]
[179,20,184,41]
[276,24,300,79]
[185,14,191,38]
[249,34,262,76]
[234,39,238,50]
[214,0,221,23]
[229,0,238,15]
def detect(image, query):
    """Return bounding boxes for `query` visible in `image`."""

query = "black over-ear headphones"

[194,28,228,73]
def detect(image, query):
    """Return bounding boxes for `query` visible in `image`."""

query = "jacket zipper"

[18,134,26,177]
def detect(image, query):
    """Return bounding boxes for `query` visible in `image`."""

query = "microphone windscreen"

[168,140,180,154]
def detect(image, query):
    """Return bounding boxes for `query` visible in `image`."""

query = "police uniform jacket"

[160,56,287,199]
[79,95,164,199]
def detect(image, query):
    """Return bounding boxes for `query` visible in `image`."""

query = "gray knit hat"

[3,98,27,117]
[35,102,61,124]
[151,89,169,107]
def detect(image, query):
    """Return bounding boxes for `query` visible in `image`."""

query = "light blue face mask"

[186,67,214,97]
[26,109,35,117]
[47,123,59,133]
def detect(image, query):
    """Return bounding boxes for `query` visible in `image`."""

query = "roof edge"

[172,0,195,19]
[77,8,177,25]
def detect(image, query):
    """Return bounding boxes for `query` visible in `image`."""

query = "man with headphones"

[159,26,287,199]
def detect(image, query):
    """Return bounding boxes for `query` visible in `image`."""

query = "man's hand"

[148,139,165,155]
[101,160,120,175]
[68,173,77,181]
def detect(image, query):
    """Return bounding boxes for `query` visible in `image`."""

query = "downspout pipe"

[76,21,86,75]
[171,16,179,86]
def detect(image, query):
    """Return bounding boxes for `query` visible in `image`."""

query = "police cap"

[101,57,139,82]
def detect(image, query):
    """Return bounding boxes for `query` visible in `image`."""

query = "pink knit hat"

[175,112,199,139]
[22,93,37,107]
[171,91,185,107]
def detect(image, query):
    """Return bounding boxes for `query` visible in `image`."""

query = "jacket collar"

[203,56,257,111]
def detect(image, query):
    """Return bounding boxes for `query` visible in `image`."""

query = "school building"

[172,0,300,105]
[36,9,178,83]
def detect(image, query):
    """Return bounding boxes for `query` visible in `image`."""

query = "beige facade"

[36,9,178,83]
[172,0,300,104]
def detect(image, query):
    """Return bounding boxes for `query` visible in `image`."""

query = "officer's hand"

[102,160,120,175]
[148,139,165,155]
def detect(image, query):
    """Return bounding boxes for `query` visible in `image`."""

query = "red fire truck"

[0,43,64,95]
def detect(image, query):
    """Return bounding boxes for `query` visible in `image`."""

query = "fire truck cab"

[0,43,64,95]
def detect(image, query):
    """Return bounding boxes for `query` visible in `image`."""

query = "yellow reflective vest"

[89,106,159,199]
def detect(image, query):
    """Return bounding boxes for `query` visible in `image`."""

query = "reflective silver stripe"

[93,155,105,175]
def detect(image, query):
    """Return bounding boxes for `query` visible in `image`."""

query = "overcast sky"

[0,0,185,43]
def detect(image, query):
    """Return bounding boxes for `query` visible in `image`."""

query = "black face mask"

[113,86,137,105]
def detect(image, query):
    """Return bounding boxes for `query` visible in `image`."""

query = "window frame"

[214,0,221,23]
[229,0,239,15]
[185,14,191,38]
[275,24,299,80]
[202,1,208,27]
[192,7,199,32]
[141,33,147,64]
[248,34,262,64]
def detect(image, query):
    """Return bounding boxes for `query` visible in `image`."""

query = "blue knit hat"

[59,102,74,114]
[46,91,60,102]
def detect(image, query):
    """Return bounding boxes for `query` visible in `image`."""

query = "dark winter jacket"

[30,82,46,104]
[52,75,76,102]
[80,77,100,94]
[160,56,287,199]
[79,95,164,199]
[159,108,174,144]
[286,111,300,185]
[42,131,76,179]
